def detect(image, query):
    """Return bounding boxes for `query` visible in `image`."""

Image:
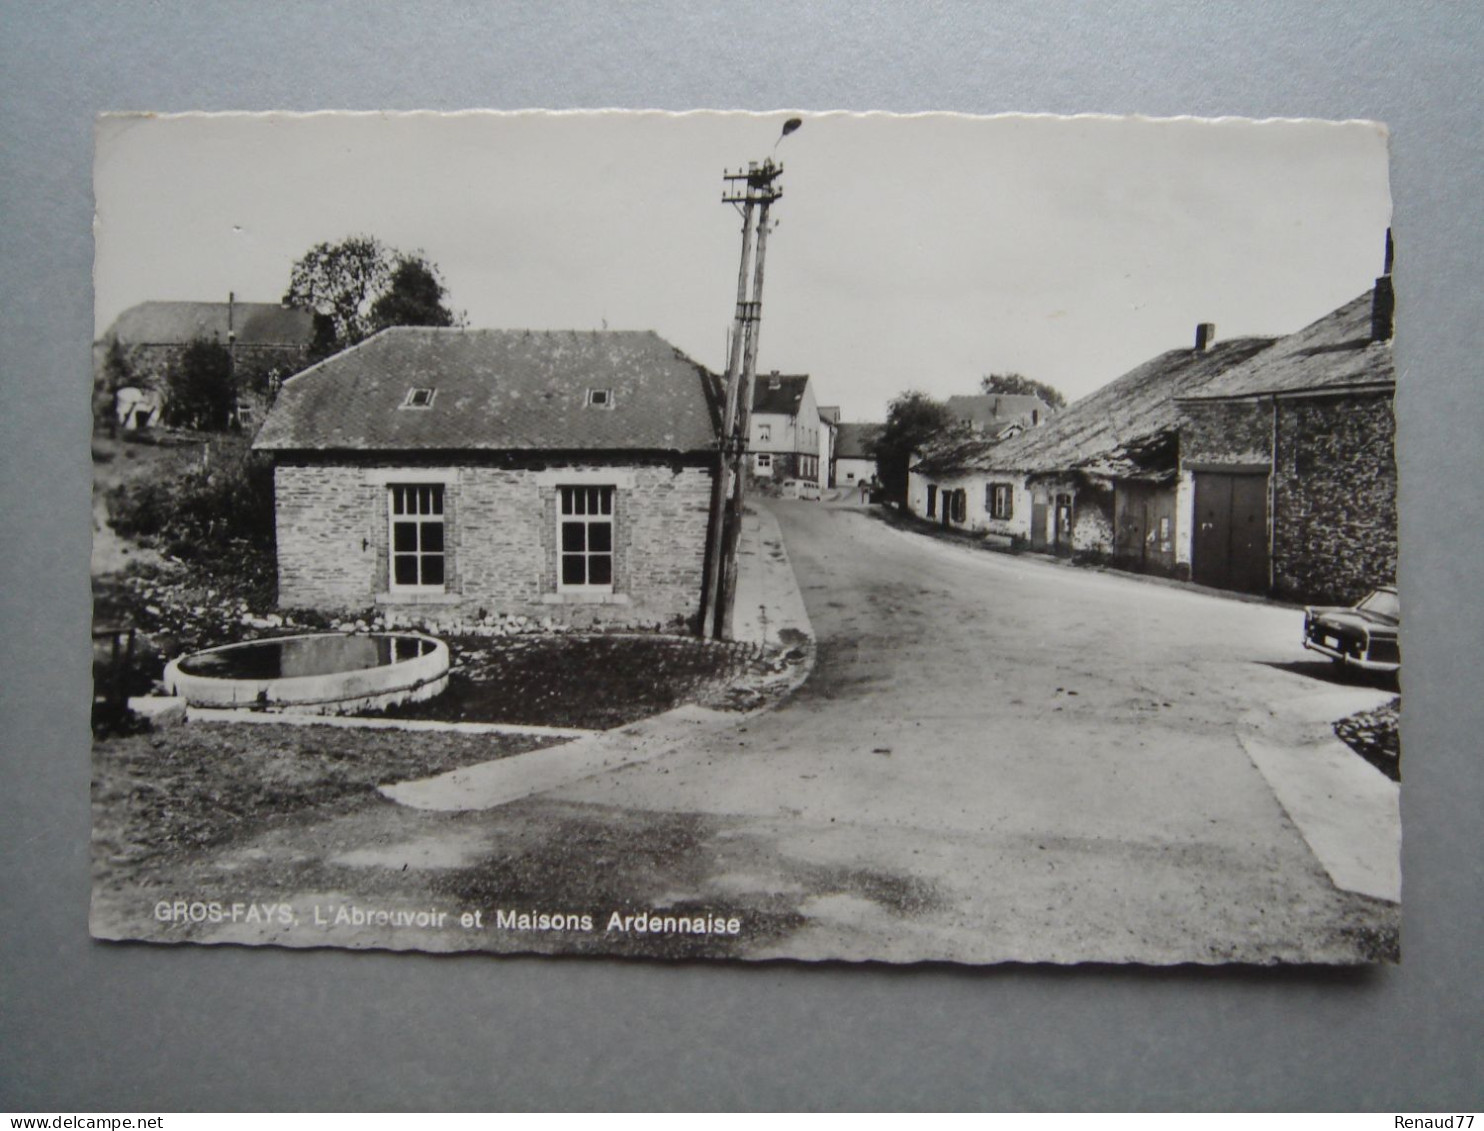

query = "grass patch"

[91,721,560,865]
[374,633,761,730]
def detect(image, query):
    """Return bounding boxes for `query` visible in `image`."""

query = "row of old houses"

[103,270,1393,634]
[907,278,1397,606]
[744,371,890,493]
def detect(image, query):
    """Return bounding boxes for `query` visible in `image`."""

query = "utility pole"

[701,157,784,639]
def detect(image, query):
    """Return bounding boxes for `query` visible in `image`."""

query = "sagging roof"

[916,336,1275,478]
[945,394,1049,435]
[751,373,811,416]
[1178,289,1395,402]
[105,301,316,347]
[253,328,722,455]
[834,422,884,460]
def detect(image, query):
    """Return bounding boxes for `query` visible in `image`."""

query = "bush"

[164,338,238,431]
[107,437,275,572]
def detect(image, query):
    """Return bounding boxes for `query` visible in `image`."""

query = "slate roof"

[834,422,883,460]
[106,301,316,347]
[751,374,811,416]
[916,337,1275,479]
[945,394,1049,435]
[253,328,722,455]
[1178,290,1394,402]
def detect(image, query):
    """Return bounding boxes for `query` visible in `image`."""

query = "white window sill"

[375,591,464,606]
[542,592,631,606]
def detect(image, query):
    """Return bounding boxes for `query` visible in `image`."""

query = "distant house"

[832,423,883,487]
[96,297,317,427]
[944,393,1050,440]
[1176,284,1396,604]
[749,372,823,486]
[253,328,723,628]
[910,326,1274,573]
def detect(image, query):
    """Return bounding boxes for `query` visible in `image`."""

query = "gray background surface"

[1,1,1479,1112]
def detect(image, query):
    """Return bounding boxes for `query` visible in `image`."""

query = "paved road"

[141,496,1397,964]
[542,498,1399,963]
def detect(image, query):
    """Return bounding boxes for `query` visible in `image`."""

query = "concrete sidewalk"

[383,501,815,813]
[730,503,816,650]
[1238,687,1401,902]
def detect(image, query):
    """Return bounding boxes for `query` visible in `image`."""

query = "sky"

[94,110,1392,421]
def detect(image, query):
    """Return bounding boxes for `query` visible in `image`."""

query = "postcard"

[91,110,1399,964]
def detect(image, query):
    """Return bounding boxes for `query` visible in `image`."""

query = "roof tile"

[1178,290,1394,401]
[253,327,722,454]
[107,301,315,347]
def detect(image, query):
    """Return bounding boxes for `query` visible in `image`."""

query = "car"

[1302,585,1400,673]
[779,478,821,501]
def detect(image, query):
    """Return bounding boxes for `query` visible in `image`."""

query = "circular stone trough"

[163,632,450,714]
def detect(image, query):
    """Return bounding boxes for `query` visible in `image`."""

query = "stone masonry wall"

[274,459,715,628]
[275,463,380,608]
[122,342,311,394]
[1071,481,1115,555]
[1272,393,1397,605]
[1180,399,1271,466]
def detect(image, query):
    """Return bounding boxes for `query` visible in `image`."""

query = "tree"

[979,372,1066,410]
[370,255,458,333]
[284,236,460,357]
[164,338,237,431]
[869,391,958,508]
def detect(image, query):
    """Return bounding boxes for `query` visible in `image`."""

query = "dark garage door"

[1192,472,1269,593]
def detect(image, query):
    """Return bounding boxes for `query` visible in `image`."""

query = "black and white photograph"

[90,109,1399,966]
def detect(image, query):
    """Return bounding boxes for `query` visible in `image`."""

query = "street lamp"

[702,118,802,639]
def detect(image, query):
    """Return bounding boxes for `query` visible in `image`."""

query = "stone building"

[1176,285,1396,604]
[253,328,723,629]
[910,327,1272,572]
[98,298,317,391]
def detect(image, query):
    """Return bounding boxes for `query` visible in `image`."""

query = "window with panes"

[388,484,446,590]
[559,485,614,589]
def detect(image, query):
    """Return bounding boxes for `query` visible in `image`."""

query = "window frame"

[557,484,616,594]
[401,387,437,410]
[987,482,1015,521]
[387,483,447,593]
[585,387,614,409]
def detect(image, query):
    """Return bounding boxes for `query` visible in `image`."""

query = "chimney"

[1371,276,1395,342]
[1372,228,1396,342]
[1194,323,1216,352]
